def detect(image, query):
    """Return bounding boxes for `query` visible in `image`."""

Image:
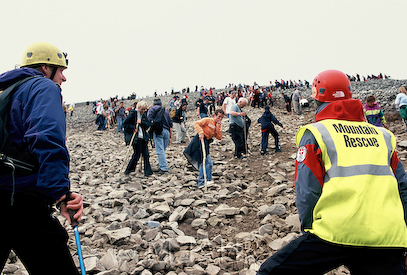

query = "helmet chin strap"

[49,66,57,81]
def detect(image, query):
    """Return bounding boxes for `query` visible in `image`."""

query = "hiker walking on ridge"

[0,42,83,274]
[258,70,407,274]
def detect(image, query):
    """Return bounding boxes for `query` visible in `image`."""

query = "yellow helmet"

[20,42,68,68]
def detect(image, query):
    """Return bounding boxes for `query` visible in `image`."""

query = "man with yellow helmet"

[258,70,407,274]
[0,42,82,274]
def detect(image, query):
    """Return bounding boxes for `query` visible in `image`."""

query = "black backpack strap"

[157,107,165,119]
[0,76,40,176]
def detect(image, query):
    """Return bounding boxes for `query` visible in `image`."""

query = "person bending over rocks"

[183,109,224,188]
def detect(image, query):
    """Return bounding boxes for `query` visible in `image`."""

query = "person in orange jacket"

[183,109,224,188]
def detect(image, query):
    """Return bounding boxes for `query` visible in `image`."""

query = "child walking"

[258,105,285,155]
[363,95,388,129]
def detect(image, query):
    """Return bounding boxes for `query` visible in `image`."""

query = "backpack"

[0,76,38,175]
[150,107,165,135]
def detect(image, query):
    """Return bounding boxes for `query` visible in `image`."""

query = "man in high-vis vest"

[258,70,407,274]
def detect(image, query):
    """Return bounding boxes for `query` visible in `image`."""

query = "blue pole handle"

[69,209,86,274]
[74,227,86,275]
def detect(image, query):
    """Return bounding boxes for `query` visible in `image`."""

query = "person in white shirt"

[222,91,237,117]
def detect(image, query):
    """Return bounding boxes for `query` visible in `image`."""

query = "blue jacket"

[147,105,173,131]
[257,109,283,129]
[0,68,70,202]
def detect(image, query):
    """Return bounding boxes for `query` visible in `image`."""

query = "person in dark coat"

[258,105,285,155]
[281,92,292,113]
[123,100,153,176]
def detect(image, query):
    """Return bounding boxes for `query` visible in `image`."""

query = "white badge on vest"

[296,146,307,162]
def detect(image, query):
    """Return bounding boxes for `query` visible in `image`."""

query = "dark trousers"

[285,102,291,112]
[125,139,153,176]
[0,191,80,275]
[253,98,260,108]
[209,104,215,115]
[261,98,267,107]
[96,114,106,130]
[257,232,405,275]
[261,125,279,152]
[230,123,246,157]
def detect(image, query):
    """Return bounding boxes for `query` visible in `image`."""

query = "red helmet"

[311,70,352,102]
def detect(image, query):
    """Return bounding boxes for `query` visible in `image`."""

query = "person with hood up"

[258,70,407,275]
[257,105,285,155]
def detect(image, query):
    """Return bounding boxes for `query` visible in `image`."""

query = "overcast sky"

[1,0,406,104]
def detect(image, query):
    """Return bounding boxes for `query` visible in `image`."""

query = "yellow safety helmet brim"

[20,42,68,68]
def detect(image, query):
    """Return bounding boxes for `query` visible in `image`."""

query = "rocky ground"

[3,78,407,275]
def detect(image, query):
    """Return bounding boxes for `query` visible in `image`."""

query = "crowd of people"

[1,40,407,274]
[101,76,406,184]
[116,71,407,273]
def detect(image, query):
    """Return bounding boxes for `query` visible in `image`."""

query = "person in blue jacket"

[258,105,285,155]
[0,42,83,275]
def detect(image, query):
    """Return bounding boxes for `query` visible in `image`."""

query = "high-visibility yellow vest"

[296,119,407,247]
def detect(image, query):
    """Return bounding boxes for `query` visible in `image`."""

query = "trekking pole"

[121,125,138,173]
[139,156,143,173]
[69,209,86,275]
[186,128,191,142]
[243,115,249,155]
[201,139,207,192]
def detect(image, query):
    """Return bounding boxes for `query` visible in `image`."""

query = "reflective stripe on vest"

[296,119,407,247]
[312,122,394,181]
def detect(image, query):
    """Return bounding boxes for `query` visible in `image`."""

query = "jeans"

[153,128,170,171]
[200,113,208,119]
[96,114,106,130]
[198,155,212,186]
[116,116,124,133]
